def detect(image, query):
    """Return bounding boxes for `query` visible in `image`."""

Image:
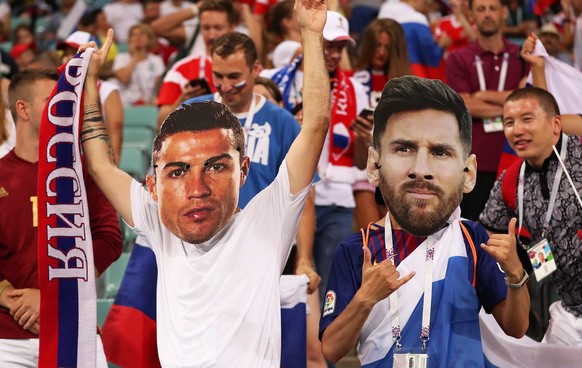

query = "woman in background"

[352,19,411,229]
[113,23,165,106]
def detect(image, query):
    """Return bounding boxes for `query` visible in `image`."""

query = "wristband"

[505,270,529,289]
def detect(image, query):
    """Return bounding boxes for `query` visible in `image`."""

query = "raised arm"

[80,30,135,226]
[286,0,330,194]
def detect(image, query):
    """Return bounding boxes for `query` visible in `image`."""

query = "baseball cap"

[56,31,100,51]
[323,11,355,46]
[539,23,561,39]
[272,40,302,68]
[10,42,35,59]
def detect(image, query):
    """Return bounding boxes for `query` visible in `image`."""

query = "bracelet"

[505,270,529,289]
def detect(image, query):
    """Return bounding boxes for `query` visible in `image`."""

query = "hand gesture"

[7,288,40,334]
[481,218,523,281]
[295,259,322,294]
[358,246,415,305]
[78,28,114,79]
[294,0,328,34]
[520,33,545,69]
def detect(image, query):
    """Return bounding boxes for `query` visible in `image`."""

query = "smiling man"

[480,87,582,346]
[77,0,330,365]
[319,76,529,367]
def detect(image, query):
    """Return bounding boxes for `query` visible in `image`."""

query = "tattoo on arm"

[81,102,116,162]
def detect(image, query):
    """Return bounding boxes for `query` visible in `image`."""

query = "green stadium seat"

[0,41,12,53]
[10,16,30,32]
[119,145,149,181]
[117,43,128,53]
[97,298,114,328]
[123,106,158,130]
[103,253,131,299]
[123,126,155,150]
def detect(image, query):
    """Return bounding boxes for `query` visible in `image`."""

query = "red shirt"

[446,40,528,172]
[0,151,122,339]
[435,15,474,52]
[158,54,216,107]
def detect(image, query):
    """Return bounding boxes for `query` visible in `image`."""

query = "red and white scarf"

[37,49,97,367]
[327,67,357,182]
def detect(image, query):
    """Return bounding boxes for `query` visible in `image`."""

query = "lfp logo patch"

[323,290,336,317]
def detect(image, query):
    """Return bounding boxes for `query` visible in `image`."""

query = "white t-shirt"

[103,2,144,44]
[112,53,165,106]
[129,160,310,367]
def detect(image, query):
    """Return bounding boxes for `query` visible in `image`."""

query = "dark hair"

[153,102,245,166]
[254,77,283,103]
[11,24,34,45]
[267,0,294,37]
[199,0,236,25]
[373,76,472,156]
[211,32,257,69]
[469,0,507,9]
[354,19,411,78]
[8,69,59,120]
[505,87,560,117]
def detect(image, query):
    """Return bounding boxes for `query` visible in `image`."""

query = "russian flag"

[101,241,160,368]
[101,241,309,367]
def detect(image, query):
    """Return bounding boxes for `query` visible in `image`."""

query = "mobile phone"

[189,78,211,94]
[358,107,374,120]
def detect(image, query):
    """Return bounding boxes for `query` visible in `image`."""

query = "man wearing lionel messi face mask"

[184,31,321,291]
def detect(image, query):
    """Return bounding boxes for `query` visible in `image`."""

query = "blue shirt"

[320,220,507,367]
[184,94,301,208]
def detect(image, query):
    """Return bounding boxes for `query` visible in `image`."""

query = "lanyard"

[517,134,568,242]
[475,52,509,92]
[213,93,264,139]
[384,216,435,352]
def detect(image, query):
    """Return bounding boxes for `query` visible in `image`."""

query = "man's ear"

[251,60,260,78]
[146,174,158,202]
[240,156,250,187]
[367,146,381,187]
[552,114,562,136]
[463,154,477,194]
[15,100,29,122]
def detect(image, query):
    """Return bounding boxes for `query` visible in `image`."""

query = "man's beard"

[379,174,464,236]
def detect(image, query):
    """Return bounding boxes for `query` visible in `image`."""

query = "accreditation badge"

[528,238,557,282]
[483,116,504,133]
[393,347,428,368]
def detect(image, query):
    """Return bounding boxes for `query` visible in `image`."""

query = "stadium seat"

[0,41,12,53]
[97,298,114,328]
[119,145,149,181]
[10,16,30,32]
[103,253,131,299]
[123,126,155,150]
[123,106,158,130]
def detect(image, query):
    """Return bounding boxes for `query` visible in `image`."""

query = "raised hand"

[358,245,415,305]
[481,218,523,281]
[7,288,40,333]
[294,0,327,34]
[78,28,114,79]
[520,32,545,69]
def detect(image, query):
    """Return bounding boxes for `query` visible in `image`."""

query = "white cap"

[323,11,355,45]
[539,23,560,38]
[272,40,302,68]
[57,31,100,50]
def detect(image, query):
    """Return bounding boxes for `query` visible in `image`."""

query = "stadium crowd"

[0,0,581,367]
